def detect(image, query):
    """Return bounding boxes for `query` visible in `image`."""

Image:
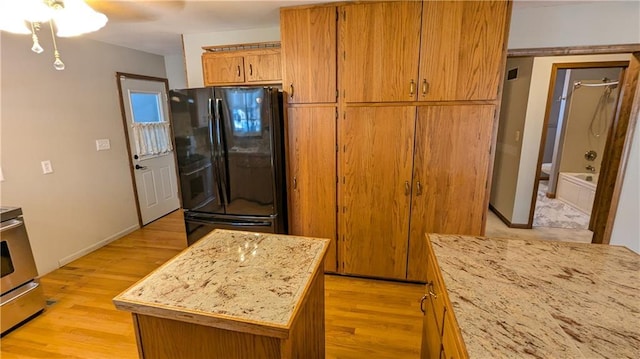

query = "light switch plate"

[41,160,53,174]
[96,139,111,151]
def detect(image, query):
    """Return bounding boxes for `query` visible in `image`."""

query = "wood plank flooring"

[1,210,424,358]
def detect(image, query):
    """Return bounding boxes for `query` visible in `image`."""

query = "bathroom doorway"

[532,62,626,230]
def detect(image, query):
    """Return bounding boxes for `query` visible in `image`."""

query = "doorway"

[116,73,180,225]
[533,63,625,230]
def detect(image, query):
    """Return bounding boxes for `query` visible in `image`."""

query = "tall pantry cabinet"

[281,1,511,281]
[281,5,338,272]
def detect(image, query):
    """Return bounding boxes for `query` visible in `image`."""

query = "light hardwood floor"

[1,210,424,358]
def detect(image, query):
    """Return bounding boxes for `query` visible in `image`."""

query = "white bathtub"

[556,172,599,214]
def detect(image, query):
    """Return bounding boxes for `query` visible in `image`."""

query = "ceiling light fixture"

[0,0,108,70]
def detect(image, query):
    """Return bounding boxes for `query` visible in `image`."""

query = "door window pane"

[130,92,162,123]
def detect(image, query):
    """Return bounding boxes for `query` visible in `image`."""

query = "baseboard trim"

[57,224,140,267]
[489,204,530,229]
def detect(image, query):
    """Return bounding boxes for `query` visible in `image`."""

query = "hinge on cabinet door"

[335,108,338,119]
[336,90,339,99]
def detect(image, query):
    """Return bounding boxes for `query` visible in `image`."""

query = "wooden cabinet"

[280,0,511,281]
[419,1,509,101]
[420,234,468,359]
[340,106,415,279]
[281,6,337,104]
[342,2,422,102]
[202,45,281,86]
[287,107,337,272]
[342,1,509,102]
[406,105,495,281]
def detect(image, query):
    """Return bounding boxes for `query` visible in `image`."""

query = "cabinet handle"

[293,177,297,190]
[237,65,241,77]
[416,181,422,196]
[420,294,428,314]
[290,83,294,99]
[409,79,415,97]
[422,79,428,96]
[428,281,437,299]
[249,64,253,76]
[404,181,410,196]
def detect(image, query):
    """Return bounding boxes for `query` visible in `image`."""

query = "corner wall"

[490,57,534,222]
[0,32,167,275]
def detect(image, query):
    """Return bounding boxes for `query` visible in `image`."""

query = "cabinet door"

[420,294,442,359]
[342,2,422,103]
[245,52,281,83]
[202,54,245,85]
[418,1,509,101]
[288,107,337,272]
[341,106,415,279]
[407,105,494,281]
[281,6,336,104]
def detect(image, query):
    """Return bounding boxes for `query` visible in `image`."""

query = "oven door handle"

[0,281,41,307]
[0,219,23,232]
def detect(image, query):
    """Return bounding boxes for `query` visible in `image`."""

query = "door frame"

[508,44,639,245]
[115,72,182,227]
[527,61,629,230]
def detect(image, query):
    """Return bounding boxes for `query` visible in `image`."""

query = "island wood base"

[130,271,325,359]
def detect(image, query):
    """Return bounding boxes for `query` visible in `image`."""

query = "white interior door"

[119,75,180,225]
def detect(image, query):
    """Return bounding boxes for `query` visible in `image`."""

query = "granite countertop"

[113,229,328,337]
[429,234,640,359]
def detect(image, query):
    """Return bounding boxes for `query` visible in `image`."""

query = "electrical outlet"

[96,139,111,151]
[41,160,53,174]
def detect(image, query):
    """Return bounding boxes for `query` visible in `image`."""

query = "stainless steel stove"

[1,206,46,335]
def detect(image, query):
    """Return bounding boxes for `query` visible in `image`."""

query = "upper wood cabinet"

[287,107,337,272]
[406,105,495,282]
[342,1,510,102]
[340,106,416,279]
[419,1,509,101]
[281,6,337,104]
[342,2,422,103]
[202,45,281,86]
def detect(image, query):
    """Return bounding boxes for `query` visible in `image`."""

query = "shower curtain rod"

[573,81,619,88]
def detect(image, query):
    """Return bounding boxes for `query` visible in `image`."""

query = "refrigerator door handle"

[208,98,223,208]
[214,98,229,207]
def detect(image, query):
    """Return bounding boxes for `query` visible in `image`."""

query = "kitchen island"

[422,234,640,358]
[113,229,329,359]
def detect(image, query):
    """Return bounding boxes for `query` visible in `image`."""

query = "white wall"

[182,26,280,88]
[511,54,631,224]
[0,32,167,275]
[164,52,187,89]
[509,1,640,49]
[610,111,640,253]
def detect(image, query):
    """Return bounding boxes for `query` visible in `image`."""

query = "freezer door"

[215,87,277,216]
[184,212,277,245]
[169,88,224,213]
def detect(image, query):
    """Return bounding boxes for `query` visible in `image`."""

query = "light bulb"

[53,51,65,70]
[31,34,44,53]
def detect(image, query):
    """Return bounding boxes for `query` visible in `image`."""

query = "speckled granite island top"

[113,229,328,337]
[429,234,640,359]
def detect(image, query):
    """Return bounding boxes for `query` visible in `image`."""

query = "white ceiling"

[81,0,597,56]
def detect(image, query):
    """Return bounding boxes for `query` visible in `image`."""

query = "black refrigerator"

[169,87,287,245]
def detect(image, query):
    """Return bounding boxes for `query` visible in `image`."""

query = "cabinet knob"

[293,177,297,190]
[289,83,295,99]
[420,294,428,314]
[409,79,416,97]
[249,64,253,76]
[404,181,410,196]
[416,181,423,196]
[237,65,241,77]
[422,79,428,96]
[428,281,437,299]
